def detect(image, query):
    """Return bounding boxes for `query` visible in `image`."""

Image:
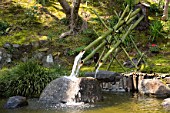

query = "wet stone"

[4,96,28,109]
[85,71,122,82]
[39,77,102,105]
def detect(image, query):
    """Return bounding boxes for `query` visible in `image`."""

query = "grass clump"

[0,59,67,98]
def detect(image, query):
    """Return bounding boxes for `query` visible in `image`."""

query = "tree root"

[59,30,73,38]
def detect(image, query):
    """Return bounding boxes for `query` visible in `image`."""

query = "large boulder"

[138,79,170,97]
[4,96,28,109]
[162,98,170,111]
[39,76,102,104]
[85,71,121,82]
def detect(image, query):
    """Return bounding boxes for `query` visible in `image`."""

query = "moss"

[0,0,169,75]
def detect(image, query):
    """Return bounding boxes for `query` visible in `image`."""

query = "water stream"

[94,63,102,78]
[70,51,85,77]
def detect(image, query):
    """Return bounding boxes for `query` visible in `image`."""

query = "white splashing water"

[94,63,102,78]
[70,51,85,77]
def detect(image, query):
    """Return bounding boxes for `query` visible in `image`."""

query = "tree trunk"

[70,0,81,35]
[58,0,71,19]
[162,0,170,21]
[59,0,82,38]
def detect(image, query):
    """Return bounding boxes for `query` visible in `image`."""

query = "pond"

[0,92,168,113]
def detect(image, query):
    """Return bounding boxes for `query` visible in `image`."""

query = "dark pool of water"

[0,92,169,113]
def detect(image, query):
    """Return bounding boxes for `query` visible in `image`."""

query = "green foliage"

[22,5,42,26]
[149,44,160,53]
[0,20,10,35]
[0,60,66,97]
[25,5,41,19]
[142,65,170,73]
[36,0,52,6]
[149,4,160,13]
[68,46,92,57]
[108,16,119,28]
[68,46,85,56]
[60,18,69,25]
[149,20,164,42]
[125,0,135,8]
[82,28,98,39]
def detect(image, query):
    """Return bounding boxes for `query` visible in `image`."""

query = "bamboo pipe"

[119,5,130,21]
[107,48,119,70]
[130,8,141,18]
[125,10,133,22]
[131,15,144,29]
[92,9,110,29]
[83,8,141,52]
[82,40,107,63]
[114,8,141,30]
[121,46,138,69]
[101,15,144,66]
[106,48,126,72]
[129,35,147,64]
[126,15,137,24]
[82,8,143,65]
[82,35,112,64]
[95,47,106,69]
[101,25,133,63]
[83,28,113,51]
[115,5,130,30]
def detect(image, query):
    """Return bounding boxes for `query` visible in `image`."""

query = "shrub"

[149,20,164,42]
[0,20,10,35]
[0,60,66,97]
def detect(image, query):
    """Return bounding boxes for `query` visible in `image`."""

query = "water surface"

[0,92,168,113]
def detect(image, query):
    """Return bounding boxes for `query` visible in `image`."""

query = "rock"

[3,43,12,49]
[85,71,121,82]
[0,56,2,61]
[0,50,2,56]
[123,58,139,68]
[4,96,28,109]
[138,79,170,97]
[6,57,11,63]
[0,48,12,68]
[42,54,54,67]
[21,57,28,62]
[31,41,40,48]
[19,44,32,53]
[12,44,20,48]
[46,54,53,63]
[165,77,170,84]
[33,52,45,60]
[64,48,70,56]
[162,98,170,110]
[39,76,102,104]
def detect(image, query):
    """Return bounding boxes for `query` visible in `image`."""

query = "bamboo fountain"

[39,5,147,106]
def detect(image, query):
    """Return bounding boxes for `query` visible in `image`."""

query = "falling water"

[70,51,85,77]
[94,63,102,78]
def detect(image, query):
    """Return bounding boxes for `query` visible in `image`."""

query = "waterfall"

[70,51,85,77]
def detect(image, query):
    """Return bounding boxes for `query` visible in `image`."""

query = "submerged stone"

[4,96,28,109]
[39,76,102,104]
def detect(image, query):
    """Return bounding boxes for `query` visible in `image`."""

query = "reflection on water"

[0,92,168,113]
